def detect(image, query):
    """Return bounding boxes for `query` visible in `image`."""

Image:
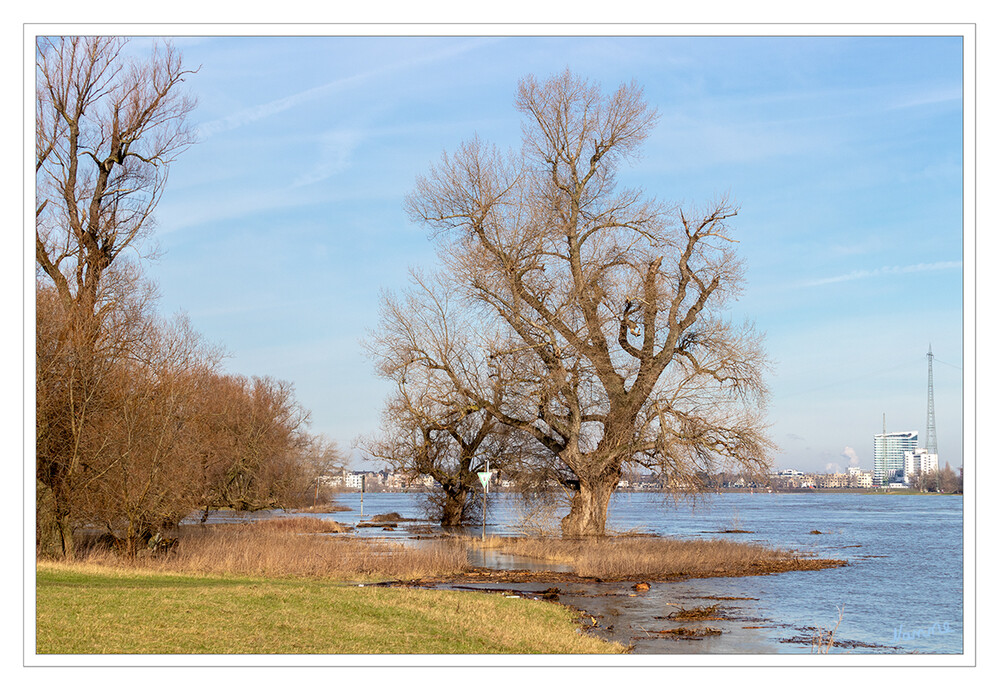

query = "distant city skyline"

[94,33,963,473]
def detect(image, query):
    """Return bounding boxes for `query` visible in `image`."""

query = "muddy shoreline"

[369,557,868,654]
[371,572,905,654]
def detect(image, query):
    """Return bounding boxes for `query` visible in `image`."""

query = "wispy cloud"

[888,87,962,110]
[804,260,962,287]
[292,129,362,187]
[196,38,500,139]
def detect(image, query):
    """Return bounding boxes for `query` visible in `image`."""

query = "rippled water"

[285,491,966,654]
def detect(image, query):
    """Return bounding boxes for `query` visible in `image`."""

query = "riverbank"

[37,518,848,655]
[35,563,624,654]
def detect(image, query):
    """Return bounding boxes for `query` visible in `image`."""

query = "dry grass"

[69,520,467,580]
[246,516,352,533]
[292,503,352,514]
[464,536,845,580]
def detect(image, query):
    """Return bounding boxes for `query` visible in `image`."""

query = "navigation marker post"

[477,461,493,542]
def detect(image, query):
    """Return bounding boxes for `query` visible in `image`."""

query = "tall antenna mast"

[926,344,938,455]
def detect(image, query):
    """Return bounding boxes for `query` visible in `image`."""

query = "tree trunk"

[440,487,469,527]
[561,476,616,537]
[56,515,75,560]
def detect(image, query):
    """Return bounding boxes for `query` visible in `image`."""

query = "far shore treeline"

[35,37,343,559]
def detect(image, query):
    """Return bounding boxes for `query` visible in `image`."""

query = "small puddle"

[466,546,574,572]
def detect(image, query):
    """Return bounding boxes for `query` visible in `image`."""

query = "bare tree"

[364,274,525,526]
[73,314,220,556]
[36,267,163,556]
[35,36,196,556]
[191,375,313,514]
[300,434,347,506]
[925,463,962,494]
[405,70,773,536]
[36,36,196,318]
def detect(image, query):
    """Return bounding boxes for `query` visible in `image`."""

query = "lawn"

[35,563,623,655]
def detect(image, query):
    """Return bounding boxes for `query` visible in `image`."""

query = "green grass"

[36,564,622,655]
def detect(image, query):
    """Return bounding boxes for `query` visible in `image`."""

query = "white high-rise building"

[904,448,939,483]
[874,431,918,486]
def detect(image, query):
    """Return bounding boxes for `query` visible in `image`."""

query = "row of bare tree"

[35,37,341,558]
[364,71,774,536]
[909,465,963,493]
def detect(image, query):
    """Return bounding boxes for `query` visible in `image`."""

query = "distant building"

[844,466,873,488]
[817,472,850,489]
[345,472,365,490]
[874,431,918,487]
[904,448,939,483]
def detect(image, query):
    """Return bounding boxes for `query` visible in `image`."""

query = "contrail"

[805,260,961,287]
[196,38,501,139]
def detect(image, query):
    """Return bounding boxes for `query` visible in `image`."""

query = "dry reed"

[469,536,844,580]
[71,520,468,580]
[812,605,845,653]
[237,516,351,533]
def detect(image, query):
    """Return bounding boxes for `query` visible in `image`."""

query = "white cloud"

[841,446,861,467]
[804,260,962,287]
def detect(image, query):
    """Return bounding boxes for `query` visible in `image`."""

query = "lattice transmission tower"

[926,344,938,456]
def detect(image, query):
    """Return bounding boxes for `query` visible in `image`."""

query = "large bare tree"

[405,70,773,536]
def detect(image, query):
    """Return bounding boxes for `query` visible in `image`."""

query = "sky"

[106,34,965,473]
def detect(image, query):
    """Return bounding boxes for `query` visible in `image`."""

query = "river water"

[281,491,966,655]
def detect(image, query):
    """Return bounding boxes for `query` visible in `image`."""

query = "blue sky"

[133,35,964,473]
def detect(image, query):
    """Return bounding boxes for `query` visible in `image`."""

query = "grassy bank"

[36,563,623,655]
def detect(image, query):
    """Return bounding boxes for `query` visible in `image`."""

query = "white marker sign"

[477,471,493,492]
